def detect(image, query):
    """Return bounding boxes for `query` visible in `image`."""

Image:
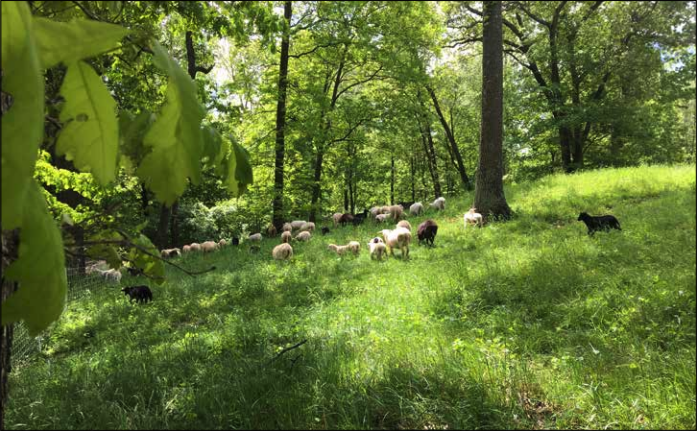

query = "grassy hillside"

[6,165,696,430]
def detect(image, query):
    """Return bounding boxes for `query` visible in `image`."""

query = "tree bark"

[427,85,471,190]
[410,156,416,202]
[169,201,179,247]
[1,230,19,430]
[157,204,171,249]
[390,156,395,205]
[309,149,324,222]
[272,1,292,230]
[475,0,511,219]
[424,123,442,199]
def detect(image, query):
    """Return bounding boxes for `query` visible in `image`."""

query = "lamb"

[388,205,404,221]
[121,285,153,304]
[290,220,306,230]
[417,219,438,246]
[367,237,387,260]
[321,227,331,235]
[300,222,316,232]
[160,248,181,259]
[327,241,360,256]
[281,231,292,243]
[380,227,412,258]
[409,202,424,216]
[248,233,263,242]
[375,213,390,223]
[294,231,312,241]
[267,224,278,237]
[219,239,227,247]
[272,243,294,261]
[282,223,292,232]
[332,212,344,227]
[577,212,622,236]
[189,243,201,252]
[201,241,219,253]
[396,220,412,231]
[430,197,446,211]
[463,208,484,228]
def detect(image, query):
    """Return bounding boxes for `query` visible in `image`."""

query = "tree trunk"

[427,85,471,190]
[390,156,395,205]
[308,149,324,222]
[140,183,149,218]
[474,0,511,220]
[272,1,292,230]
[424,124,442,199]
[1,230,19,430]
[169,202,179,247]
[410,156,416,202]
[157,204,171,249]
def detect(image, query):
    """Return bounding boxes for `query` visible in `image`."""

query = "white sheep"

[367,237,387,261]
[380,227,412,259]
[430,197,446,211]
[160,248,181,258]
[332,212,343,227]
[97,268,122,284]
[327,241,360,256]
[219,239,227,247]
[389,205,404,221]
[375,214,390,223]
[294,231,311,242]
[182,245,191,254]
[281,231,292,243]
[290,220,306,230]
[248,233,262,242]
[369,207,381,217]
[396,220,412,231]
[464,208,484,228]
[201,241,219,253]
[189,243,201,252]
[409,202,424,216]
[272,243,293,261]
[380,205,391,214]
[300,222,315,232]
[267,224,277,237]
[282,223,292,232]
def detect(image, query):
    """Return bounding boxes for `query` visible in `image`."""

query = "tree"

[475,0,511,219]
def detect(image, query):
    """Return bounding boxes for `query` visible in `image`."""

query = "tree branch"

[334,65,384,100]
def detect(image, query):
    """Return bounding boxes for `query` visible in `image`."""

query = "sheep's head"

[577,212,589,221]
[328,244,338,251]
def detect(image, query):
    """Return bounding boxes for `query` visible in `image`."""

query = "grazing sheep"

[577,212,622,236]
[380,227,412,258]
[375,213,390,223]
[396,220,412,231]
[339,213,354,227]
[430,197,446,211]
[321,227,331,235]
[417,219,438,246]
[388,205,404,221]
[369,207,381,217]
[267,224,278,237]
[347,241,361,255]
[409,202,424,216]
[397,201,415,211]
[281,231,292,243]
[248,233,262,242]
[283,223,292,232]
[294,231,312,242]
[332,212,344,227]
[219,239,227,247]
[97,268,122,284]
[189,243,201,252]
[464,208,484,228]
[182,245,191,254]
[300,222,316,232]
[201,241,219,253]
[272,243,294,261]
[231,237,240,246]
[368,238,387,260]
[328,241,360,256]
[121,285,153,304]
[160,248,181,259]
[380,205,392,214]
[352,210,369,226]
[290,220,306,230]
[85,260,108,275]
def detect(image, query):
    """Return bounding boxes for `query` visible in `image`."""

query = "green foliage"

[126,233,165,284]
[1,1,44,229]
[1,182,67,337]
[56,61,119,185]
[32,17,130,69]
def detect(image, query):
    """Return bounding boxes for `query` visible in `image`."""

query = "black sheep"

[321,227,331,235]
[577,212,622,236]
[121,285,153,304]
[417,219,438,246]
[397,201,415,211]
[352,209,369,226]
[231,237,240,246]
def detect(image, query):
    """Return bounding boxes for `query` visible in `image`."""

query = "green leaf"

[56,61,119,186]
[33,18,130,69]
[221,139,253,196]
[119,110,154,170]
[127,234,165,284]
[2,182,67,336]
[1,1,44,229]
[202,125,222,165]
[137,43,205,205]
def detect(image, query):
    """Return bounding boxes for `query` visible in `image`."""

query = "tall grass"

[6,164,696,429]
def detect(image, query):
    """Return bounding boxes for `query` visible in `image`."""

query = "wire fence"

[11,263,115,364]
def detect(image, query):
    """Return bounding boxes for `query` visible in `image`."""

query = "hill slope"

[7,164,696,429]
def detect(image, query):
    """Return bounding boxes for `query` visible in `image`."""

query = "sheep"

[321,227,331,235]
[380,227,412,258]
[267,224,278,237]
[189,243,201,252]
[281,231,292,243]
[577,212,622,236]
[294,231,312,241]
[248,233,263,242]
[380,205,391,214]
[369,207,381,217]
[388,205,404,221]
[182,245,191,254]
[396,220,412,231]
[85,260,108,275]
[327,241,360,256]
[290,220,306,230]
[231,237,240,246]
[339,213,354,226]
[300,222,316,232]
[347,241,361,255]
[332,212,344,227]
[282,223,292,232]
[97,268,122,284]
[430,197,446,211]
[201,241,219,253]
[397,201,415,211]
[367,237,387,260]
[417,219,438,246]
[272,243,294,261]
[160,248,181,259]
[121,285,153,304]
[375,213,390,223]
[409,202,424,216]
[219,239,227,247]
[464,208,484,229]
[352,210,369,226]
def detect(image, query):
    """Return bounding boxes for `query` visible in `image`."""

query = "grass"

[6,164,696,430]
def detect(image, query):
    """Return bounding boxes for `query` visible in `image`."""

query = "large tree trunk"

[390,156,395,205]
[272,1,292,231]
[1,230,19,430]
[424,123,442,199]
[308,149,324,222]
[157,204,171,249]
[410,156,416,202]
[169,202,179,247]
[474,0,511,219]
[427,85,471,190]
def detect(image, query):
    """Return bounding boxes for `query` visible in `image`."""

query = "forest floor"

[6,164,696,430]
